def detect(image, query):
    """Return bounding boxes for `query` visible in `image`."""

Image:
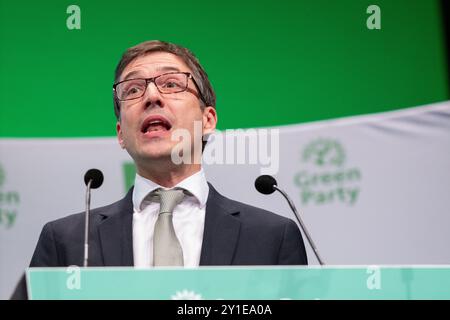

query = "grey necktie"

[151,188,185,266]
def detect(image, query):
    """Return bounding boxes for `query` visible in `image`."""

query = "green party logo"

[123,162,136,192]
[294,138,362,206]
[0,163,20,228]
[0,165,5,187]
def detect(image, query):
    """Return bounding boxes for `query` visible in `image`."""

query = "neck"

[136,160,201,188]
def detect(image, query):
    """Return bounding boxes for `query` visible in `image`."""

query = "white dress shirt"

[132,169,209,267]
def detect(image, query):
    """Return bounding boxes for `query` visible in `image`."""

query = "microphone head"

[84,169,104,189]
[255,175,277,195]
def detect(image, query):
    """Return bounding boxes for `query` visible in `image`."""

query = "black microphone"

[255,175,325,265]
[83,169,104,267]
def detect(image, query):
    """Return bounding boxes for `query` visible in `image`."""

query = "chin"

[139,146,174,160]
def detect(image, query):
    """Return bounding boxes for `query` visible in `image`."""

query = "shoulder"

[206,183,307,265]
[42,189,133,235]
[208,183,296,229]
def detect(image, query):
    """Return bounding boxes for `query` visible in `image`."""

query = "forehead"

[120,52,192,81]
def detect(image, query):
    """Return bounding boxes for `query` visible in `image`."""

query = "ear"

[202,106,217,135]
[116,121,125,149]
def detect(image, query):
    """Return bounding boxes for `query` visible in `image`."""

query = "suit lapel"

[200,184,241,265]
[97,188,134,266]
[95,184,240,266]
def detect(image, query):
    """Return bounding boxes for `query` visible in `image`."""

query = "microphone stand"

[83,179,92,267]
[273,185,325,265]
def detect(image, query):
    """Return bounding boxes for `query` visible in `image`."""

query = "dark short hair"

[113,40,216,119]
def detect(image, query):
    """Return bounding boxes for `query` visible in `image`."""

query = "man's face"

[116,52,217,167]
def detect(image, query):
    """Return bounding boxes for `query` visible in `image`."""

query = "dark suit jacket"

[11,183,307,299]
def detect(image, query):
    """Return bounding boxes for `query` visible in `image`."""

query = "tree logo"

[302,138,345,167]
[171,289,202,300]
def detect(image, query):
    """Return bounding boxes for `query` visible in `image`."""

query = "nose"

[143,81,164,109]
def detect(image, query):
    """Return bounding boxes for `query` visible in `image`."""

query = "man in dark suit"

[11,40,307,299]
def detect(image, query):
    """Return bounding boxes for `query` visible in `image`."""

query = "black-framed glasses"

[113,71,206,104]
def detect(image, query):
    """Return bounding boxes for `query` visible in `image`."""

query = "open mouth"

[141,116,172,134]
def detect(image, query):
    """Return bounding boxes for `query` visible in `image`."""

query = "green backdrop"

[0,0,448,137]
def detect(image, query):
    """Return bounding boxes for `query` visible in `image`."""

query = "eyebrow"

[121,66,182,81]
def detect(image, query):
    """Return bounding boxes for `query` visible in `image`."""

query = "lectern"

[27,266,450,299]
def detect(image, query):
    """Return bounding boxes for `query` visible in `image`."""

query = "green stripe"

[0,0,448,137]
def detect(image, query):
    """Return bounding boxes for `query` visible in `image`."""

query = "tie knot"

[151,188,185,215]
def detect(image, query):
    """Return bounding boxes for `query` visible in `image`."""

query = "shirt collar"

[132,169,209,212]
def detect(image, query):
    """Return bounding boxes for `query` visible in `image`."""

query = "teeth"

[147,125,166,132]
[143,118,170,133]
